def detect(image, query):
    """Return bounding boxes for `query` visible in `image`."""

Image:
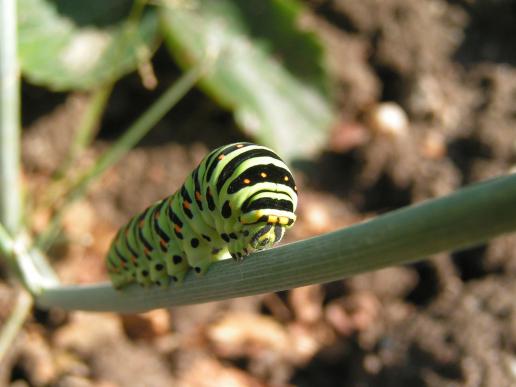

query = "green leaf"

[160,0,335,160]
[18,0,159,91]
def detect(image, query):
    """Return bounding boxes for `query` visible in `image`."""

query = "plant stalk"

[0,0,34,366]
[35,173,516,313]
[0,0,21,234]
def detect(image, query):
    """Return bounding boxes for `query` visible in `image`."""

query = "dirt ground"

[2,0,516,386]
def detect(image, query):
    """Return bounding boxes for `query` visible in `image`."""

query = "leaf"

[18,0,159,91]
[160,0,335,160]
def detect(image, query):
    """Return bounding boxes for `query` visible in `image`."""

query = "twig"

[0,289,33,365]
[54,85,113,180]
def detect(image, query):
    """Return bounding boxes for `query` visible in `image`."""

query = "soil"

[2,0,516,386]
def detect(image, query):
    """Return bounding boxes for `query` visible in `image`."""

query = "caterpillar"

[106,142,298,289]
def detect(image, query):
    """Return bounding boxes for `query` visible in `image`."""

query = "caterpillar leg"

[107,254,131,289]
[227,238,250,262]
[135,267,153,287]
[185,243,226,276]
[149,260,172,289]
[109,271,132,290]
[163,252,189,285]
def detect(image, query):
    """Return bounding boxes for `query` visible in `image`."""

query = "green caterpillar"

[106,142,298,289]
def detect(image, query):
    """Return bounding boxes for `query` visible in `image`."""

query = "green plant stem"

[0,0,21,234]
[54,85,113,180]
[0,1,31,362]
[35,173,516,313]
[36,62,208,252]
[0,288,33,365]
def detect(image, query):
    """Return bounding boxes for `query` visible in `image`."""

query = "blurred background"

[2,0,516,386]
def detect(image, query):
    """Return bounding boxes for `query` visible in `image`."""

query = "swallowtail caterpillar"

[106,143,298,289]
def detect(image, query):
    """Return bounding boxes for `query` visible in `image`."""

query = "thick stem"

[0,0,21,234]
[35,173,516,313]
[0,1,33,364]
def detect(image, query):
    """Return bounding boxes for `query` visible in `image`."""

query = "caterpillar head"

[232,156,298,254]
[240,200,296,252]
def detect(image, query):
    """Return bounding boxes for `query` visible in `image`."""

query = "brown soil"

[3,1,516,386]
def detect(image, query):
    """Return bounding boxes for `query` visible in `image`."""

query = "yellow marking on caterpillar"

[267,215,278,223]
[279,217,289,225]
